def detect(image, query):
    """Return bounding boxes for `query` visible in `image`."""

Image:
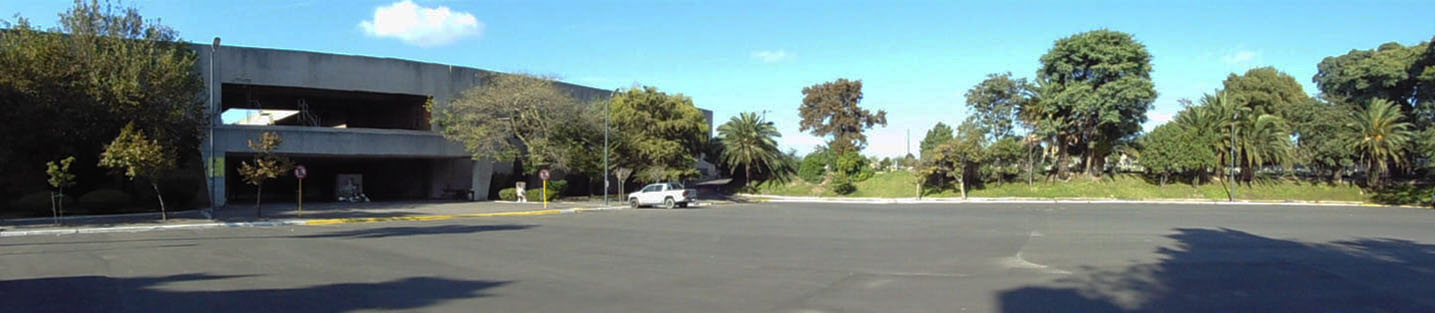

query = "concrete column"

[472,159,494,200]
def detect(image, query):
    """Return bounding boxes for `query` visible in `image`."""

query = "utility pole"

[603,88,616,206]
[206,37,220,219]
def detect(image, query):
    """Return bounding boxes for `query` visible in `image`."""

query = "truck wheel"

[663,197,676,209]
[629,199,640,209]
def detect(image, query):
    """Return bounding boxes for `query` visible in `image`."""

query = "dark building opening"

[224,155,437,203]
[220,83,430,131]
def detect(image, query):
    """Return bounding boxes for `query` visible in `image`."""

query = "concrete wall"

[213,125,469,158]
[194,43,610,207]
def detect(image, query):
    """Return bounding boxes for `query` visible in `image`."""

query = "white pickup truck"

[627,182,696,209]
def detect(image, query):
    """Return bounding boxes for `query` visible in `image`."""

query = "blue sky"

[6,0,1435,158]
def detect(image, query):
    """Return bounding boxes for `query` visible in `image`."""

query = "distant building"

[196,42,710,207]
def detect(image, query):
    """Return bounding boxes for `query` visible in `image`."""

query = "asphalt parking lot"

[3,202,1434,312]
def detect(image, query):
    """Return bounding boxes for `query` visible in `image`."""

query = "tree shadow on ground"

[293,224,537,239]
[999,228,1435,312]
[0,273,509,313]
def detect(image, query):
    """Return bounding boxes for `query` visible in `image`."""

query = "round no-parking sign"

[295,165,308,180]
[539,169,550,181]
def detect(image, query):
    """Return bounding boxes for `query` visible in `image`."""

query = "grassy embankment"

[755,171,1431,205]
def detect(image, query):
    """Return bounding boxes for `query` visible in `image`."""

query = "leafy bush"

[498,188,518,201]
[834,152,874,182]
[798,151,831,183]
[524,179,565,201]
[525,188,561,202]
[14,192,75,217]
[831,176,857,195]
[79,189,133,213]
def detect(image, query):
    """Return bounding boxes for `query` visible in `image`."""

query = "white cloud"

[750,50,793,63]
[1221,50,1259,65]
[359,1,483,47]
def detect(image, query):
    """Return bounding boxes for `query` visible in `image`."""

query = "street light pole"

[1228,111,1237,202]
[603,88,616,206]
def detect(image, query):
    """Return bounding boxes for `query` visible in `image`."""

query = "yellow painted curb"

[305,209,568,226]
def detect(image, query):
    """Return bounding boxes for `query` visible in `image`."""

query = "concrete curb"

[736,194,1430,209]
[1,206,630,238]
[0,220,306,238]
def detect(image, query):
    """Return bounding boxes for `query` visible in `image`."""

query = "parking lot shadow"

[998,228,1435,312]
[294,224,537,239]
[0,273,509,313]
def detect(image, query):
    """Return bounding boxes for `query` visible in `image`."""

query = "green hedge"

[499,180,566,202]
[13,192,75,217]
[498,188,518,201]
[79,189,132,213]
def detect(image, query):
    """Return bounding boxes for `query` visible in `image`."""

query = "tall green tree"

[799,78,888,155]
[1315,39,1434,126]
[610,86,710,182]
[1286,98,1358,182]
[965,72,1035,140]
[1141,123,1217,185]
[1223,67,1312,120]
[1036,29,1158,179]
[919,122,954,158]
[717,112,789,187]
[99,123,177,220]
[1349,99,1414,187]
[0,0,205,210]
[237,132,292,218]
[432,73,588,174]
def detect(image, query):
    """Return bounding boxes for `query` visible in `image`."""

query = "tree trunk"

[1088,152,1106,180]
[1160,174,1166,187]
[745,165,752,189]
[958,176,967,200]
[51,190,59,225]
[1333,167,1343,184]
[256,183,263,218]
[1054,136,1068,180]
[152,182,167,221]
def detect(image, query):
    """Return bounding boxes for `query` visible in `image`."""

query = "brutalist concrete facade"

[195,43,610,207]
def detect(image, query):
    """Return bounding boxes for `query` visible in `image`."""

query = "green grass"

[753,171,1423,204]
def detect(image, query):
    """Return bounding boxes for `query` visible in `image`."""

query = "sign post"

[294,165,307,217]
[539,169,551,209]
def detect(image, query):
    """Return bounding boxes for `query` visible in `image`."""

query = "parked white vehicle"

[627,182,695,209]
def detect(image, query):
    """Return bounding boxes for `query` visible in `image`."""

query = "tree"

[1315,39,1434,126]
[237,132,292,218]
[920,122,985,199]
[717,112,789,187]
[797,147,831,183]
[982,136,1025,184]
[919,122,954,158]
[432,73,588,174]
[610,86,709,182]
[1141,123,1217,186]
[99,123,176,220]
[1036,30,1158,179]
[0,0,206,211]
[799,78,888,155]
[1223,67,1312,121]
[45,156,77,224]
[1286,98,1358,182]
[1349,99,1414,187]
[965,73,1035,140]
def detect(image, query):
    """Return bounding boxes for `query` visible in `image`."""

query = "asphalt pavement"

[2,202,1433,312]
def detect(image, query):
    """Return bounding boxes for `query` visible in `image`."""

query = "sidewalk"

[738,194,1430,208]
[0,200,625,238]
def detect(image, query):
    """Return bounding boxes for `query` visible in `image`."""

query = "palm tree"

[1185,91,1292,182]
[1348,98,1413,187]
[717,112,787,187]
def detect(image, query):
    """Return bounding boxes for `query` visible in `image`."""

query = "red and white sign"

[294,165,308,180]
[538,169,551,181]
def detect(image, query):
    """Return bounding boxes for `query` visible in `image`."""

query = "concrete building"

[195,42,674,207]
